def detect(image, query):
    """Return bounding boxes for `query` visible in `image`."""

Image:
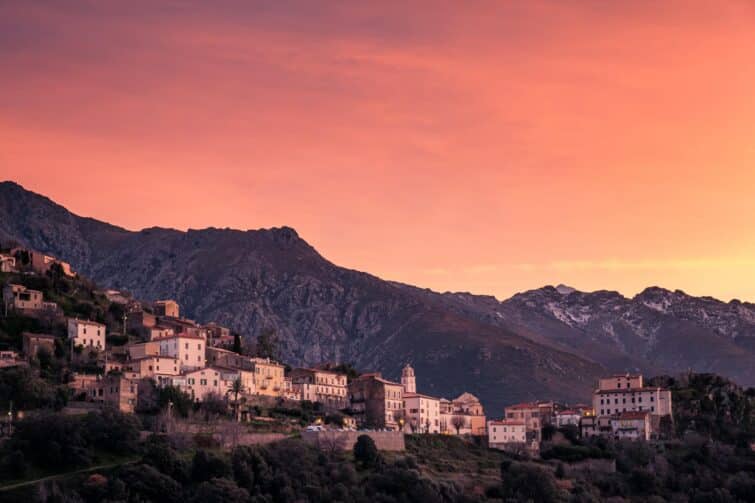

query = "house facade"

[503,402,542,441]
[404,393,440,433]
[158,334,206,371]
[67,319,106,350]
[348,373,404,430]
[86,375,138,413]
[290,368,348,409]
[488,420,527,448]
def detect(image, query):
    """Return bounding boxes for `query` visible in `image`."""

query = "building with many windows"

[290,368,348,409]
[348,373,404,430]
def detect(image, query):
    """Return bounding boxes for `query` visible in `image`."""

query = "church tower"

[401,364,416,394]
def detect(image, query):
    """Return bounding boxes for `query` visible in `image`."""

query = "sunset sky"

[2,1,755,301]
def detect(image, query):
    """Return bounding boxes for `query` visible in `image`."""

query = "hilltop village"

[0,247,675,454]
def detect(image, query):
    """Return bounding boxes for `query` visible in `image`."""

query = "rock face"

[438,285,755,388]
[0,181,604,411]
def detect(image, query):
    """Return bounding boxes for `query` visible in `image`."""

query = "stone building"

[21,332,57,358]
[348,373,404,430]
[86,374,138,413]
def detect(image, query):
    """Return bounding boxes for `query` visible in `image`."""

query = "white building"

[488,420,527,449]
[158,334,206,371]
[610,411,652,441]
[555,410,582,428]
[404,393,441,433]
[593,374,672,418]
[159,366,238,402]
[67,318,106,350]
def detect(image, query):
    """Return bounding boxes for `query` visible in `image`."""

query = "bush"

[500,461,562,502]
[354,434,380,468]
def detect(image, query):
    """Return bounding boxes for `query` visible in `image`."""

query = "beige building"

[154,299,180,318]
[440,392,487,435]
[127,341,160,360]
[348,373,404,430]
[593,374,673,418]
[249,357,285,396]
[158,334,206,371]
[68,319,106,351]
[404,393,441,433]
[290,368,348,409]
[206,348,284,397]
[3,283,44,311]
[161,366,239,402]
[488,420,527,448]
[86,375,138,413]
[126,356,180,378]
[503,403,542,441]
[22,332,57,358]
[146,326,175,341]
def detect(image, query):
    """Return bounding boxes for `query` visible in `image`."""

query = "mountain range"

[1,181,754,411]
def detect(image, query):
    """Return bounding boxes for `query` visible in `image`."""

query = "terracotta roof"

[489,420,525,426]
[557,410,580,415]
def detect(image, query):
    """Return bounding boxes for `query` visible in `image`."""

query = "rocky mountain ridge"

[2,181,754,407]
[0,181,604,411]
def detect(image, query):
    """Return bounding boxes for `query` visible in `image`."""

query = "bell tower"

[401,364,416,393]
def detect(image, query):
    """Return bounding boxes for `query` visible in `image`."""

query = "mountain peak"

[555,284,577,295]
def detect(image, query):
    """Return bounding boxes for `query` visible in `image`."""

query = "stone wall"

[301,430,405,451]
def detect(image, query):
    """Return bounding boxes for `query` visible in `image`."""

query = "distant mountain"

[0,181,604,412]
[436,285,755,388]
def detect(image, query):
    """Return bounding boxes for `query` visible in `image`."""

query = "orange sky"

[2,1,755,301]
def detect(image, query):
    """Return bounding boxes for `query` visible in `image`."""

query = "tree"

[192,478,250,503]
[201,392,229,420]
[354,434,380,468]
[230,377,244,421]
[501,461,561,502]
[255,328,278,360]
[451,415,467,435]
[232,333,242,354]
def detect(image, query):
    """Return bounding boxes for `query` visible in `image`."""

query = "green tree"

[255,328,278,360]
[354,434,380,468]
[232,333,242,354]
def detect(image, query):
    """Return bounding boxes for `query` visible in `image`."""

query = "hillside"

[0,181,604,411]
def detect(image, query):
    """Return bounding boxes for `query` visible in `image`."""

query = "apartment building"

[158,334,206,371]
[593,374,673,417]
[161,366,239,402]
[503,403,542,441]
[404,393,441,433]
[488,420,527,449]
[290,368,348,409]
[348,373,404,430]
